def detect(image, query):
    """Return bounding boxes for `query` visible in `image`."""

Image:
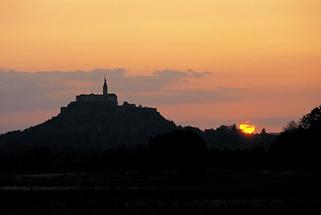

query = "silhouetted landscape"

[2,1,321,213]
[1,81,321,214]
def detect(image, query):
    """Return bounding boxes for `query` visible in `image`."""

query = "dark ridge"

[0,101,176,152]
[0,77,176,152]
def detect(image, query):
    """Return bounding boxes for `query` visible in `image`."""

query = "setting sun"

[239,123,256,134]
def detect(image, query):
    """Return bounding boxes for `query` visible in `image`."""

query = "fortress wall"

[75,94,118,106]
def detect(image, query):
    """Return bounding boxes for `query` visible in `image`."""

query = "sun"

[239,122,256,134]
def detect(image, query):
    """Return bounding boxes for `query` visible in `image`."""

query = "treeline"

[0,105,321,174]
[0,130,273,174]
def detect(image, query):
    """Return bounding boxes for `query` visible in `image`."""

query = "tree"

[284,120,298,132]
[271,105,321,169]
[260,128,267,135]
[299,105,321,129]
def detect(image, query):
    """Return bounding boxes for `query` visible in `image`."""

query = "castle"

[60,76,156,113]
[75,76,118,107]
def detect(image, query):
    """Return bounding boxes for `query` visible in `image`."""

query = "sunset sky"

[1,0,321,133]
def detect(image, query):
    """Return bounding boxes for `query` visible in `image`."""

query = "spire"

[103,75,108,95]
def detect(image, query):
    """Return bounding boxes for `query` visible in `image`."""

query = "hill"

[0,101,176,152]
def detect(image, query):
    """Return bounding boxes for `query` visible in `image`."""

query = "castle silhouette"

[75,76,118,106]
[61,76,146,112]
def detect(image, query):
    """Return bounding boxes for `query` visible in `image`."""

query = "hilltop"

[0,78,176,152]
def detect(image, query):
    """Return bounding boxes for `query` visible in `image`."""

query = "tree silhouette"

[271,104,321,169]
[284,120,299,132]
[260,128,267,135]
[299,105,321,130]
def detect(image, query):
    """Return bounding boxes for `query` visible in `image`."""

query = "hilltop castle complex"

[75,76,118,107]
[60,76,155,113]
[1,76,176,149]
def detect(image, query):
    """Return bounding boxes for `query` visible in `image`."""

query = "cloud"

[1,68,320,133]
[0,68,214,114]
[131,87,246,105]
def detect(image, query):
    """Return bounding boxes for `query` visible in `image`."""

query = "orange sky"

[1,0,321,72]
[1,0,321,132]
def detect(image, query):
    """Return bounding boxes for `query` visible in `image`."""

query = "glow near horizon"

[239,123,256,134]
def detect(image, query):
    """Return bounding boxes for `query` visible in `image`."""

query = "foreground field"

[0,171,320,214]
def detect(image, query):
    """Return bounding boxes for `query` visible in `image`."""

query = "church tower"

[103,76,108,96]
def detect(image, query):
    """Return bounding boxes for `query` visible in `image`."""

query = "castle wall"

[75,94,118,106]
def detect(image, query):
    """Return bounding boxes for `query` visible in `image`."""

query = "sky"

[1,0,321,133]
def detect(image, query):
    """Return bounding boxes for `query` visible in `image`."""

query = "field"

[1,171,320,214]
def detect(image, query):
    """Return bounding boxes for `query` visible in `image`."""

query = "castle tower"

[103,76,108,96]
